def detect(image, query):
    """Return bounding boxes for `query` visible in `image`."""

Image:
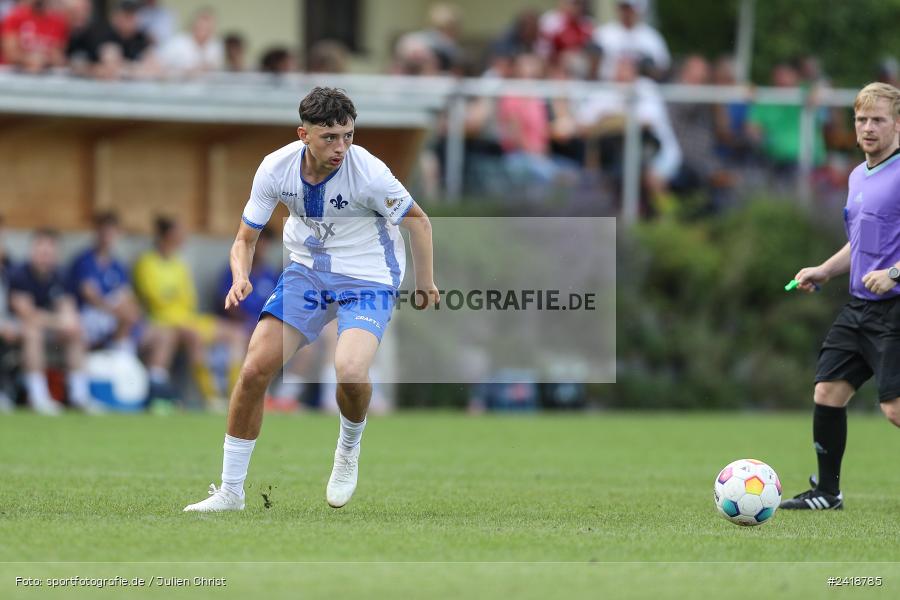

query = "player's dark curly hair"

[298,87,357,127]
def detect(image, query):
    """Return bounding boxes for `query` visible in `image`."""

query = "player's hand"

[413,281,441,309]
[862,269,897,295]
[794,266,830,293]
[225,278,253,309]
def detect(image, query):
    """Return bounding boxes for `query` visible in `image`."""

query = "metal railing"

[0,71,860,223]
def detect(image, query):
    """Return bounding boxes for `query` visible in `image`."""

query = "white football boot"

[183,484,245,512]
[326,444,360,508]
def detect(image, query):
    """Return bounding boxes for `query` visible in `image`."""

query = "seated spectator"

[68,212,177,402]
[1,0,69,73]
[0,215,19,411]
[538,0,594,65]
[158,7,223,76]
[306,39,349,74]
[406,2,463,74]
[216,226,278,333]
[136,0,175,46]
[259,46,296,75]
[497,52,578,195]
[711,55,755,161]
[593,0,670,81]
[8,230,94,414]
[667,55,737,208]
[390,33,441,76]
[133,216,246,409]
[576,56,681,215]
[746,62,826,175]
[91,0,159,80]
[63,0,95,75]
[223,32,245,72]
[491,9,541,59]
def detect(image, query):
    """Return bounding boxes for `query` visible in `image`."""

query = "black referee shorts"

[815,296,900,402]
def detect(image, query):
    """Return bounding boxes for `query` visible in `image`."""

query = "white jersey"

[242,141,414,288]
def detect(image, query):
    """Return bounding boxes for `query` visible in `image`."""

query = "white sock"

[24,371,53,408]
[221,434,256,498]
[68,371,90,407]
[338,413,366,452]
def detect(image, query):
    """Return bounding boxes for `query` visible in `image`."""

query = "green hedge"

[609,198,869,409]
[398,197,870,409]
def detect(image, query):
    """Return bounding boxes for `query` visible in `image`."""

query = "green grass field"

[2,411,899,599]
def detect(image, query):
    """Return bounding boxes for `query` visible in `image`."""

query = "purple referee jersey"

[844,150,900,300]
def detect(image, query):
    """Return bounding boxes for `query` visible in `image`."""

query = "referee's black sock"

[813,403,847,495]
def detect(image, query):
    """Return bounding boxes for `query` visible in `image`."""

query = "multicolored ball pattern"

[713,459,781,526]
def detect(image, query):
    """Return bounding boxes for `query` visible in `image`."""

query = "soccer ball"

[713,459,781,526]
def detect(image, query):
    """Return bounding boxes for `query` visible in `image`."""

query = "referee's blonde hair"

[854,82,900,118]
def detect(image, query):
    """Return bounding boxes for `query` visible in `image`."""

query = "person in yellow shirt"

[133,217,247,408]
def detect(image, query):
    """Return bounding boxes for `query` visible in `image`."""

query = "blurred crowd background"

[1,0,899,414]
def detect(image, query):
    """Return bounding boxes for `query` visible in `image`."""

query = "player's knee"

[239,359,276,390]
[813,382,852,407]
[334,356,369,384]
[879,401,900,428]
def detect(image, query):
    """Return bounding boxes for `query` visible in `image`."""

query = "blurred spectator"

[91,0,159,80]
[68,212,177,401]
[158,6,223,76]
[223,31,244,71]
[391,32,440,76]
[259,45,296,75]
[711,55,754,161]
[1,0,69,73]
[306,39,349,74]
[394,2,462,74]
[497,52,577,195]
[0,215,18,411]
[547,49,590,165]
[593,0,670,81]
[537,0,594,64]
[491,9,540,59]
[667,55,736,208]
[133,216,246,409]
[8,229,94,414]
[136,0,175,45]
[216,226,277,333]
[64,0,98,75]
[577,56,681,214]
[746,62,826,174]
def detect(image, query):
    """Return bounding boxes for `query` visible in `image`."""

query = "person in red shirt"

[538,0,594,64]
[1,0,69,73]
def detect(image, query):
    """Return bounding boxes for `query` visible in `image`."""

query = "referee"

[782,82,900,510]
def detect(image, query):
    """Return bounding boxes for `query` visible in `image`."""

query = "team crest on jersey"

[385,197,400,208]
[854,192,863,203]
[330,194,348,209]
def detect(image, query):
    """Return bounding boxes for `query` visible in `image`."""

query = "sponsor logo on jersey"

[354,314,382,329]
[385,197,400,208]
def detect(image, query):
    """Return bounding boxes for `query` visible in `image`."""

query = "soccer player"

[184,87,438,512]
[781,82,900,510]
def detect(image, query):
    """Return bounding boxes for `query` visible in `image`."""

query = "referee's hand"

[862,269,896,295]
[794,266,829,293]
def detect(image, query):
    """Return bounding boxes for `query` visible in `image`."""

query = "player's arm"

[225,222,262,310]
[794,243,850,293]
[400,202,440,308]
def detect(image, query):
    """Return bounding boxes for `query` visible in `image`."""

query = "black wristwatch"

[889,267,900,283]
